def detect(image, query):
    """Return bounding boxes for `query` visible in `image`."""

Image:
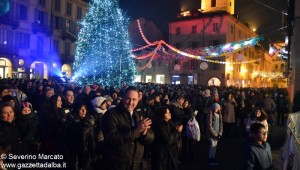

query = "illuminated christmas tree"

[73,0,136,87]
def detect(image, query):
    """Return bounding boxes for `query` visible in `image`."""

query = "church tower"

[200,0,234,14]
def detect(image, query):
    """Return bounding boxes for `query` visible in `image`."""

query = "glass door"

[0,67,4,78]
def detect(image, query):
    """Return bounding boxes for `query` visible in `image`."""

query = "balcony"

[32,21,53,36]
[60,54,75,63]
[0,14,19,29]
[62,28,77,42]
[0,44,19,56]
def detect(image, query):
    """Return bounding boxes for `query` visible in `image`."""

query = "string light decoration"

[253,71,284,79]
[136,19,263,57]
[132,42,163,70]
[132,39,262,68]
[133,19,264,69]
[137,19,157,46]
[73,0,136,86]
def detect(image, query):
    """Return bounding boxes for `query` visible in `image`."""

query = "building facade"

[168,11,258,86]
[137,0,286,87]
[0,0,88,79]
[129,18,169,84]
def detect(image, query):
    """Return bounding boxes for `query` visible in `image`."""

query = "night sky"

[119,0,288,45]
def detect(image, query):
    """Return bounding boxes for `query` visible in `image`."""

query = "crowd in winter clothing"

[0,78,293,170]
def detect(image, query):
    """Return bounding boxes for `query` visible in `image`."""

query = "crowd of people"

[0,78,292,170]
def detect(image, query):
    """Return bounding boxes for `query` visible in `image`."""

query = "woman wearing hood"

[91,96,107,116]
[15,102,40,154]
[91,96,107,162]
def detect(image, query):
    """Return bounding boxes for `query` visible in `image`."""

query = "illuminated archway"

[30,62,48,79]
[208,77,221,86]
[62,64,72,78]
[0,57,12,78]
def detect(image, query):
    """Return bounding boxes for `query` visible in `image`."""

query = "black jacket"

[0,119,25,154]
[15,111,39,144]
[152,120,180,170]
[0,119,21,144]
[102,103,154,170]
[64,113,95,169]
[170,102,192,127]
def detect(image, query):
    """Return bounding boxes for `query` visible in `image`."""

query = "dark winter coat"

[64,113,95,169]
[92,109,105,142]
[62,103,74,114]
[15,111,39,144]
[152,120,180,170]
[184,104,195,116]
[102,103,155,170]
[236,96,247,119]
[246,96,257,115]
[40,108,66,154]
[202,96,212,114]
[36,95,51,117]
[276,96,289,114]
[135,101,147,117]
[170,102,192,127]
[261,97,276,114]
[0,119,25,154]
[190,93,203,111]
[222,99,237,123]
[243,138,273,170]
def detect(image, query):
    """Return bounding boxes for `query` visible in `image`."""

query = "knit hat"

[91,96,107,107]
[212,103,221,110]
[20,102,33,111]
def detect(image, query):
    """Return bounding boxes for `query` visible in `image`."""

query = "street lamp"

[52,62,57,68]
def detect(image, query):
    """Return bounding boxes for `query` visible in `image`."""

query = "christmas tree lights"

[73,0,136,87]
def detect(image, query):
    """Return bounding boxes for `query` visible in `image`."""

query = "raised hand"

[137,117,152,134]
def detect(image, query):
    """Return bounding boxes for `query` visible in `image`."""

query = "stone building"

[0,0,88,79]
